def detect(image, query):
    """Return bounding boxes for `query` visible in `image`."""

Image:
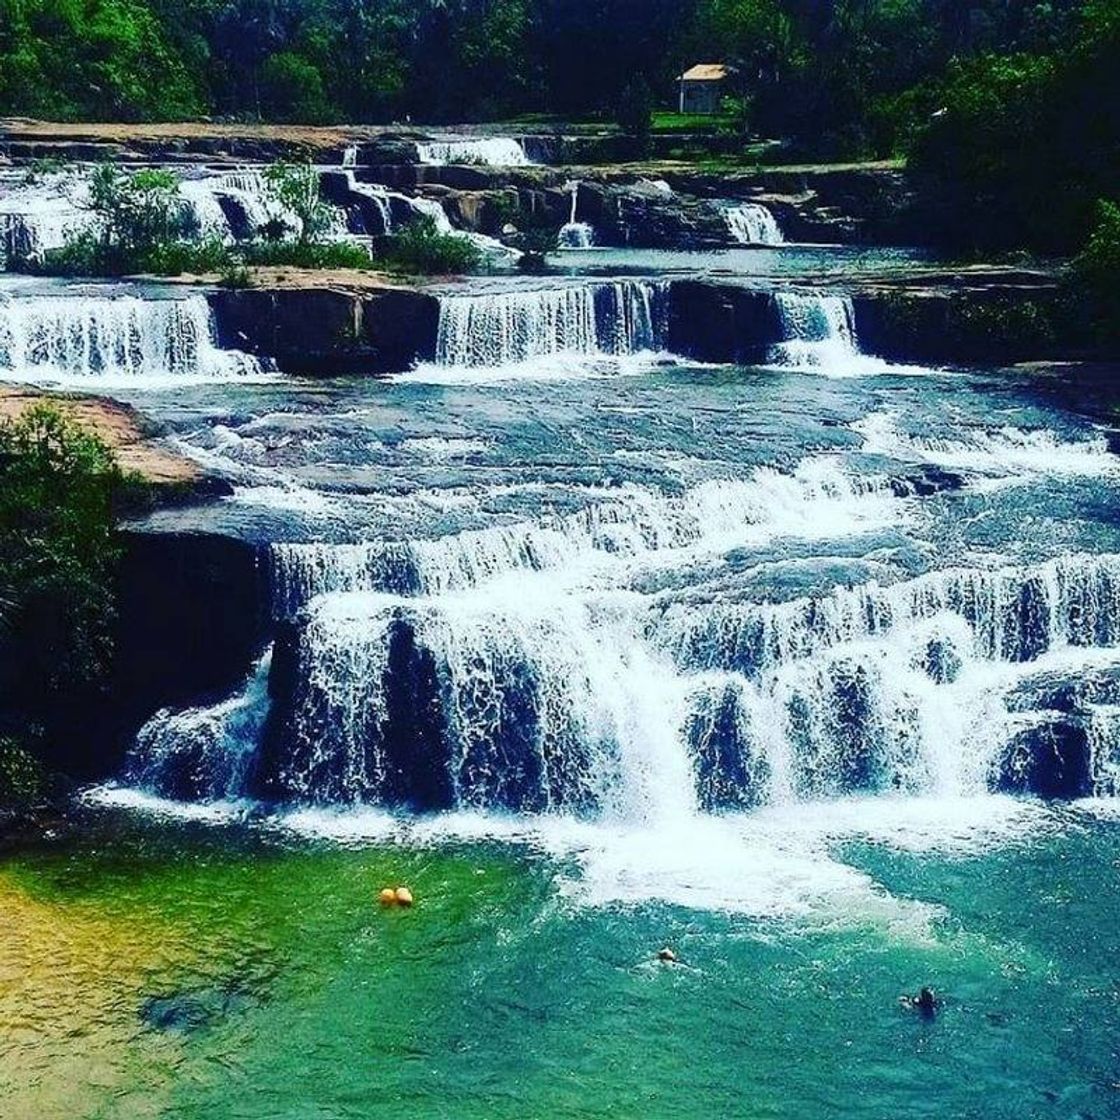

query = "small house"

[678,64,731,115]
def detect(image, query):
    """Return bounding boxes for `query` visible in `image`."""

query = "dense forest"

[0,0,1117,254]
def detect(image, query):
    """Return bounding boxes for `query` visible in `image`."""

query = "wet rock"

[687,682,769,811]
[918,636,962,685]
[996,719,1094,799]
[114,531,268,748]
[667,282,781,364]
[888,465,966,498]
[209,287,440,376]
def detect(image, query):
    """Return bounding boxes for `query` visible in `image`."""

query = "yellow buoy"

[378,888,397,906]
[395,886,414,907]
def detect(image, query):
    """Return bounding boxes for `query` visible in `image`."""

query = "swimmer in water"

[899,986,939,1017]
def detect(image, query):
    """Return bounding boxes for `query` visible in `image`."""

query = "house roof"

[680,64,730,82]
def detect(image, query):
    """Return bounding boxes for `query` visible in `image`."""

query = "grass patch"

[651,111,738,135]
[241,240,374,270]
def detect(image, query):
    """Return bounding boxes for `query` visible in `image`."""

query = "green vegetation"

[241,240,376,271]
[0,405,125,800]
[910,2,1120,254]
[19,164,484,280]
[0,1,1115,269]
[379,217,484,275]
[262,163,335,244]
[1073,199,1120,345]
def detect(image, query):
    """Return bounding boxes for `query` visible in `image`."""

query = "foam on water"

[0,292,269,386]
[854,410,1119,478]
[416,137,533,166]
[769,290,924,377]
[721,202,784,246]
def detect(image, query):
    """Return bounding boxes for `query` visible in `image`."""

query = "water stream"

[0,169,1117,1118]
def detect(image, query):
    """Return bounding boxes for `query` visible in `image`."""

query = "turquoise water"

[3,800,1120,1119]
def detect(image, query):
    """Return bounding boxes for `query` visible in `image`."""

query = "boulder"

[209,286,440,376]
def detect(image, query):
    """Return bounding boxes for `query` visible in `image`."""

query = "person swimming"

[900,986,939,1017]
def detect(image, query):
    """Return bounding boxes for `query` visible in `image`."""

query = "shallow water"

[3,800,1120,1120]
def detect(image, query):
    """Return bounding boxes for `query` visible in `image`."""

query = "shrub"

[1073,198,1120,343]
[383,217,482,274]
[242,240,374,270]
[86,164,196,253]
[263,163,334,244]
[141,237,233,276]
[0,406,123,770]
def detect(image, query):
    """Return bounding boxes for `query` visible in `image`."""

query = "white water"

[0,292,268,386]
[768,289,914,376]
[416,137,533,167]
[558,180,595,249]
[853,411,1119,479]
[722,202,784,245]
[428,280,668,373]
[0,170,93,264]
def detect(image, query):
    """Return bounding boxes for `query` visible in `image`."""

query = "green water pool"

[3,800,1119,1120]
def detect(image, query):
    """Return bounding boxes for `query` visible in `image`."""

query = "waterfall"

[131,541,1120,811]
[265,458,906,615]
[0,170,93,265]
[127,653,272,802]
[558,181,595,249]
[768,289,898,376]
[342,145,359,168]
[0,293,267,384]
[722,202,784,246]
[416,137,533,167]
[432,281,668,369]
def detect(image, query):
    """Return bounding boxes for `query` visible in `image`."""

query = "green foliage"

[0,0,200,120]
[263,163,333,244]
[909,2,1120,254]
[381,217,483,275]
[220,263,255,289]
[0,406,123,758]
[141,237,233,276]
[0,738,46,806]
[27,165,212,276]
[241,240,373,270]
[1073,199,1120,342]
[260,51,332,123]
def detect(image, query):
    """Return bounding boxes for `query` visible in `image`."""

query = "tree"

[0,406,124,774]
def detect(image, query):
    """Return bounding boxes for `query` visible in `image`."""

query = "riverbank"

[0,385,223,500]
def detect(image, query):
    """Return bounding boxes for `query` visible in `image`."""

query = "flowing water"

[0,284,267,386]
[416,137,534,166]
[721,201,785,246]
[2,245,1119,1117]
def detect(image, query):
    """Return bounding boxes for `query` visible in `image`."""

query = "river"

[1,211,1119,1117]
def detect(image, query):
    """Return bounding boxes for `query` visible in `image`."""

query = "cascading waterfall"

[721,202,784,246]
[416,137,533,166]
[558,181,595,249]
[768,289,904,376]
[264,458,907,616]
[0,293,267,383]
[432,280,668,369]
[127,442,1120,814]
[0,171,93,265]
[128,482,1120,812]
